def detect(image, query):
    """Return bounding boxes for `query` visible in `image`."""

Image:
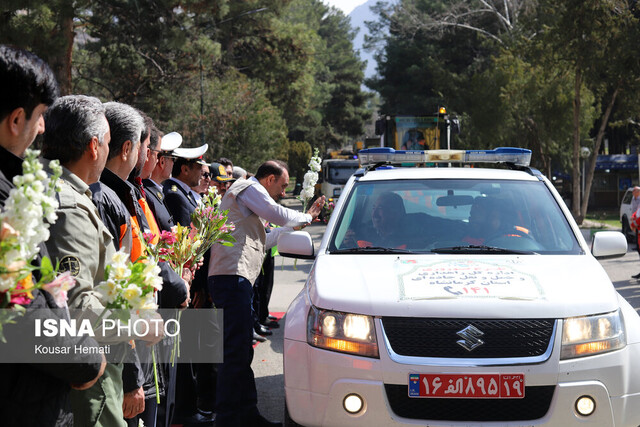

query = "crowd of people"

[0,44,324,427]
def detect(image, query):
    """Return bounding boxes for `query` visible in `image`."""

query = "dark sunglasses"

[159,153,176,161]
[202,172,211,178]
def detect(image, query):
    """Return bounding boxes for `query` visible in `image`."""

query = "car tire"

[284,401,303,427]
[622,216,634,243]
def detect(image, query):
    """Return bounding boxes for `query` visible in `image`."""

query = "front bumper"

[283,324,640,426]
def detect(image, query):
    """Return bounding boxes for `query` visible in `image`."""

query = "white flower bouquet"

[299,148,322,211]
[0,149,73,341]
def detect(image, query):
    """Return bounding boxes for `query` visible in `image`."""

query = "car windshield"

[328,179,582,255]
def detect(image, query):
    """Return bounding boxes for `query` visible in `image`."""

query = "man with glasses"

[142,131,181,232]
[191,163,211,199]
[209,162,233,197]
[163,144,208,227]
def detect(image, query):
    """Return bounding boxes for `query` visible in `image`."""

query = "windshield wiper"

[430,245,537,255]
[331,246,413,254]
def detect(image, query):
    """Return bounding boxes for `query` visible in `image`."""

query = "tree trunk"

[580,85,620,220]
[47,6,75,95]
[571,68,582,223]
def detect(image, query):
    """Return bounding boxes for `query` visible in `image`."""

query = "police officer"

[163,144,208,227]
[142,131,182,232]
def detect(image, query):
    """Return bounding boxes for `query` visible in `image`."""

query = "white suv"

[278,147,640,426]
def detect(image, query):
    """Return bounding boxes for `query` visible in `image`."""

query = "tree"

[366,0,510,117]
[540,0,640,222]
[0,0,82,94]
[286,140,313,193]
[73,0,224,110]
[282,0,371,150]
[168,71,288,172]
[470,47,594,175]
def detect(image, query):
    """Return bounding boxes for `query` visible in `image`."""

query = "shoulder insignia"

[157,191,163,200]
[171,185,178,192]
[59,255,81,277]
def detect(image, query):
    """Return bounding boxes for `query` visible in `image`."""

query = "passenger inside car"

[342,191,410,248]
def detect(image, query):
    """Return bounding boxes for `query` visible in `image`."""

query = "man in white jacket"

[208,160,324,427]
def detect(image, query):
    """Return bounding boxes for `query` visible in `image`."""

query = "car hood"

[308,254,619,319]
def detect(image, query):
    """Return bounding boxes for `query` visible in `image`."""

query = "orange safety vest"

[129,215,144,263]
[129,197,162,264]
[139,197,160,245]
[118,198,162,263]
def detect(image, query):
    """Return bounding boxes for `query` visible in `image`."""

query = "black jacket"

[162,177,198,227]
[142,178,175,232]
[91,169,187,398]
[90,169,147,394]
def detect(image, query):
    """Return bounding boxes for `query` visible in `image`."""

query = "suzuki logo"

[456,325,485,352]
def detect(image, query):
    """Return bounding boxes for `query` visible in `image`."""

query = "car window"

[329,179,581,254]
[324,162,359,185]
[622,189,633,204]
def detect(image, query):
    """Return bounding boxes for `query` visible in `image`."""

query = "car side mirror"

[277,231,315,259]
[591,231,627,259]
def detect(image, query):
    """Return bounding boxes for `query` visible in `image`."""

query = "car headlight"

[561,310,626,359]
[307,306,379,358]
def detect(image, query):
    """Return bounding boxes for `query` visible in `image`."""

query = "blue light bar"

[358,147,531,167]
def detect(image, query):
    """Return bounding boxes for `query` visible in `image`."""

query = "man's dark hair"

[42,95,108,165]
[0,45,59,121]
[104,102,144,160]
[255,160,288,180]
[172,157,198,178]
[218,157,233,168]
[149,126,163,151]
[139,110,153,146]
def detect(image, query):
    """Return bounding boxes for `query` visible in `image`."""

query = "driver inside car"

[463,196,530,245]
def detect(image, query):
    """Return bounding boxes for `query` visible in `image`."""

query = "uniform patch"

[59,255,81,277]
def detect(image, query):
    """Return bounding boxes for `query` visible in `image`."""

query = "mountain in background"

[349,0,396,85]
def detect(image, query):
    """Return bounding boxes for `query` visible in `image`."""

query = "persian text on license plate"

[408,373,525,399]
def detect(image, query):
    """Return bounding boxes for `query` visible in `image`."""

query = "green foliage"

[163,70,288,173]
[283,0,372,149]
[286,140,313,188]
[367,0,640,196]
[0,0,81,93]
[467,46,595,173]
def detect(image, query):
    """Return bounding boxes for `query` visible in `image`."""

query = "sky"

[323,0,368,15]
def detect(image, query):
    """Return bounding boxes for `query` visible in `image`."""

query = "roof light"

[439,106,447,114]
[358,147,532,167]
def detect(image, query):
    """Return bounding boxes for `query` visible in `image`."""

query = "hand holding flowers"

[0,149,74,341]
[143,186,235,278]
[95,249,162,321]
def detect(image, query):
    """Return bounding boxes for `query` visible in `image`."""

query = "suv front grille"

[384,384,555,421]
[381,317,555,358]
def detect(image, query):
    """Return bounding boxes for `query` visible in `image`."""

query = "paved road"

[252,224,640,423]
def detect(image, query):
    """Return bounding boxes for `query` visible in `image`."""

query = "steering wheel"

[485,226,542,251]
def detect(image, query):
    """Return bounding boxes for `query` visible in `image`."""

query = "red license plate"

[408,373,525,399]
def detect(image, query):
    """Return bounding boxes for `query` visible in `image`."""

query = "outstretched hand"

[307,196,326,221]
